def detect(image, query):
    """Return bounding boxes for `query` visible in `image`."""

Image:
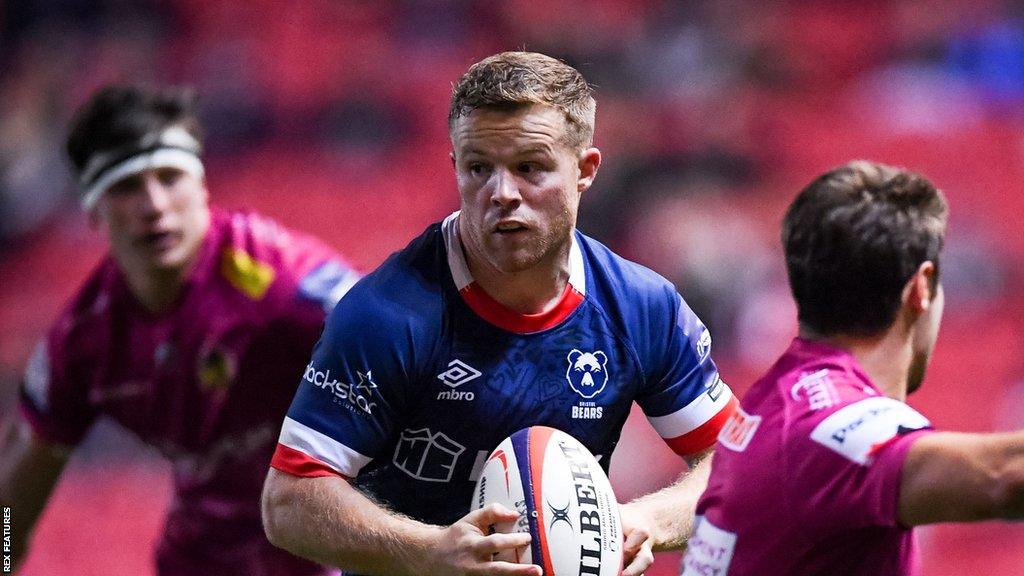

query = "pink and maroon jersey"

[683,338,933,576]
[19,209,357,576]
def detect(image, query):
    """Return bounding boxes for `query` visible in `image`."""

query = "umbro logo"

[437,359,482,388]
[436,359,481,401]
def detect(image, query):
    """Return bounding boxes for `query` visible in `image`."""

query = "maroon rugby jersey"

[684,338,933,576]
[20,209,357,576]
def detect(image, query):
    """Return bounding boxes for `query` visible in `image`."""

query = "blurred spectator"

[947,17,1024,114]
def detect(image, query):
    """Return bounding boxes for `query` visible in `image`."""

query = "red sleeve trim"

[664,395,740,455]
[868,427,933,461]
[270,443,348,479]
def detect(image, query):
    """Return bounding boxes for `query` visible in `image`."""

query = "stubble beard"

[495,217,576,275]
[488,231,550,273]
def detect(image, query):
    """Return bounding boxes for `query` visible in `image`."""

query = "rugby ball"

[471,426,623,576]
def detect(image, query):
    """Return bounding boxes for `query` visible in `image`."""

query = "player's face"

[907,281,945,394]
[451,104,600,275]
[91,166,210,277]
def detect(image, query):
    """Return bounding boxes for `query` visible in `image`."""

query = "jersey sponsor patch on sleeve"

[676,300,715,365]
[810,397,931,465]
[681,515,737,576]
[694,327,712,362]
[22,339,51,412]
[299,260,360,312]
[717,405,761,452]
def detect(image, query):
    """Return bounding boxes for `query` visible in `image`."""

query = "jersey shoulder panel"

[776,345,917,444]
[772,342,933,530]
[574,232,684,365]
[212,210,334,290]
[575,231,680,321]
[789,370,931,468]
[576,232,710,360]
[46,257,121,368]
[213,208,358,313]
[276,224,449,477]
[577,232,734,455]
[323,222,447,348]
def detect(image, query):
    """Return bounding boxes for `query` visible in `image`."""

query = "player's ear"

[577,147,601,192]
[450,151,457,170]
[902,261,936,314]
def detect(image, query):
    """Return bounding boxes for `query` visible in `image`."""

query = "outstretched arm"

[261,468,542,576]
[617,447,714,576]
[0,414,70,570]
[899,430,1024,526]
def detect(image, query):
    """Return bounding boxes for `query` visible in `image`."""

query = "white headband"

[78,126,204,210]
[79,149,205,210]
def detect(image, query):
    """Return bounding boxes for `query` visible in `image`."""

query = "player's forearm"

[900,430,1024,525]
[979,430,1024,520]
[622,449,714,551]
[261,469,441,575]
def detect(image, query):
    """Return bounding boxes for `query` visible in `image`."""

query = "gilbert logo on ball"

[471,426,623,576]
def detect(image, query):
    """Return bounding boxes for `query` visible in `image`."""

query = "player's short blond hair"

[448,51,596,151]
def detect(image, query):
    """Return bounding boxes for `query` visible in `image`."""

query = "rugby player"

[262,51,739,576]
[0,85,358,575]
[683,161,1024,575]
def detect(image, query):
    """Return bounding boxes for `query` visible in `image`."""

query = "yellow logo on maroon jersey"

[220,248,275,300]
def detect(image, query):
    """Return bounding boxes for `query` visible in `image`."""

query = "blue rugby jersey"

[271,213,737,527]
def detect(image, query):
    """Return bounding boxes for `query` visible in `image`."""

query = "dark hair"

[782,161,948,337]
[448,51,596,150]
[66,84,202,175]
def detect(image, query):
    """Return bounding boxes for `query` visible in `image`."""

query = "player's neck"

[468,250,571,315]
[125,268,186,311]
[124,267,188,314]
[799,326,911,401]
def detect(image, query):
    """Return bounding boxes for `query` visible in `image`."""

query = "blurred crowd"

[3,0,1023,362]
[1,1,1023,573]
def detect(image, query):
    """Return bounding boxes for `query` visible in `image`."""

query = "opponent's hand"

[419,503,542,576]
[619,503,655,576]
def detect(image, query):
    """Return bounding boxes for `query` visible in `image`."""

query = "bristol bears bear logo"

[566,349,609,399]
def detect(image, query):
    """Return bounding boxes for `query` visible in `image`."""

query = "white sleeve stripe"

[647,379,735,439]
[278,416,373,477]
